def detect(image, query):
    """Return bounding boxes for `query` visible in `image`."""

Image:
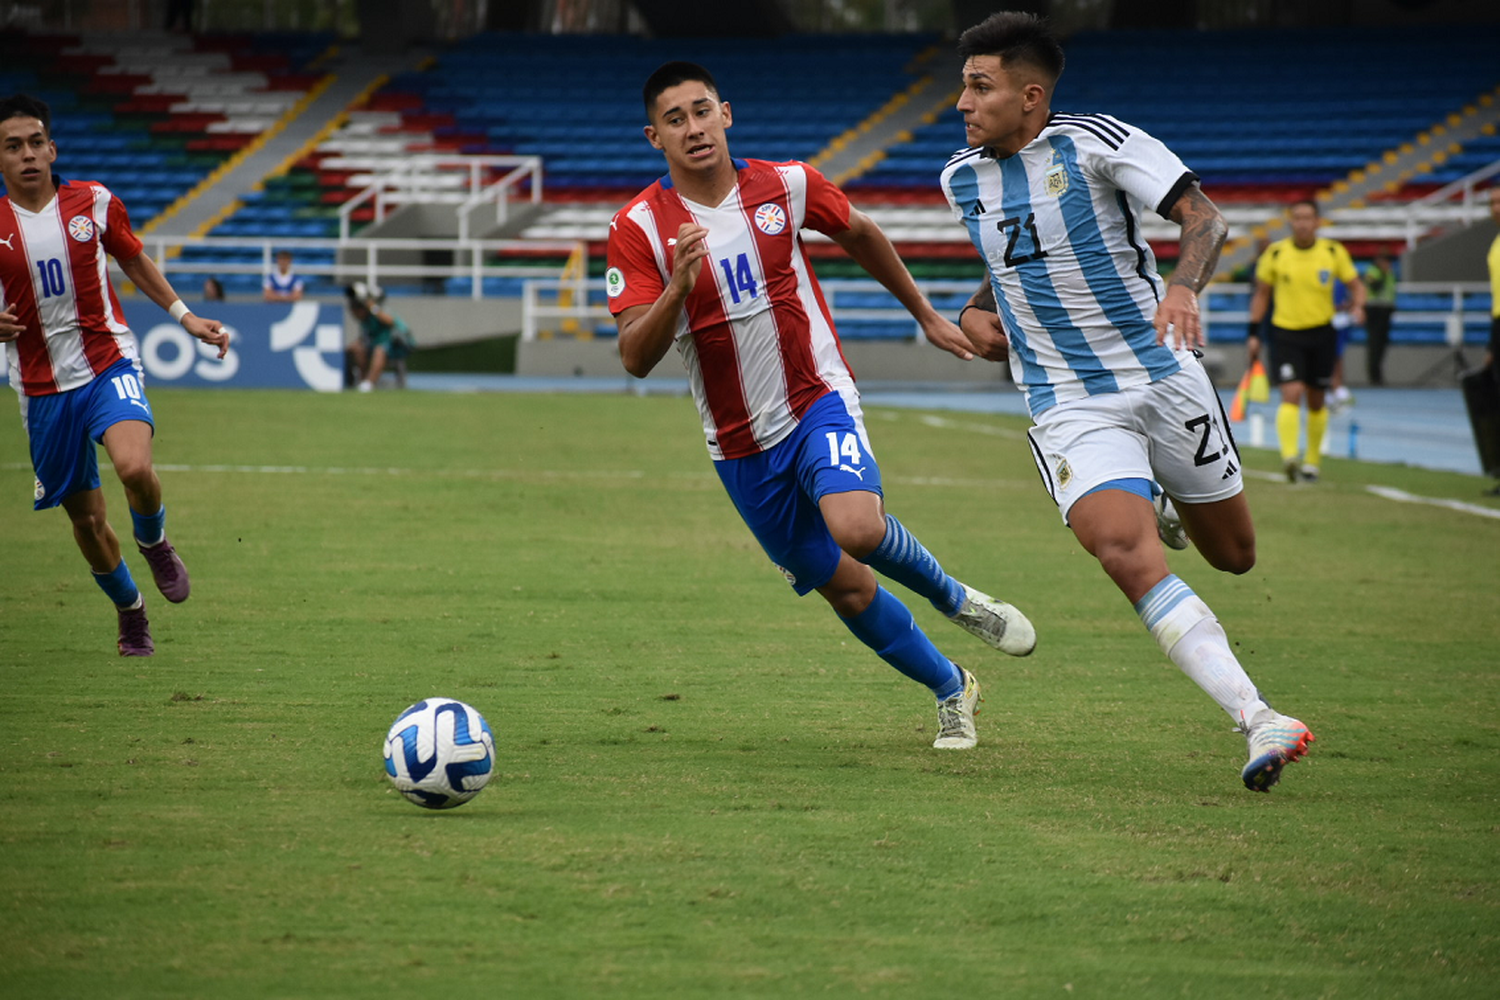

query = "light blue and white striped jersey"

[941,113,1198,417]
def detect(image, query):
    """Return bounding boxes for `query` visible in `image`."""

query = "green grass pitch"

[1,387,1497,998]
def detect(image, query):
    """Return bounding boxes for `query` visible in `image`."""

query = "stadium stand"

[0,30,331,223]
[1,23,1492,360]
[851,26,1500,196]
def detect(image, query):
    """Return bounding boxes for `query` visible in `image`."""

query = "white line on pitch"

[1364,485,1500,520]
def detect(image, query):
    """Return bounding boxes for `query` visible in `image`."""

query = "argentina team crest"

[1045,158,1069,198]
[67,215,96,242]
[753,203,787,235]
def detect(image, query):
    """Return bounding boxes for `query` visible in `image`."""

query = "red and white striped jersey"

[0,180,144,397]
[607,159,856,460]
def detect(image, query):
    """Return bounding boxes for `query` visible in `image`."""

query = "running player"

[0,93,229,656]
[942,14,1313,790]
[1247,199,1365,482]
[607,61,1036,750]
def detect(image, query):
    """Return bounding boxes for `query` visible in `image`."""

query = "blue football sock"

[840,586,963,699]
[132,505,166,547]
[860,514,966,616]
[93,560,141,608]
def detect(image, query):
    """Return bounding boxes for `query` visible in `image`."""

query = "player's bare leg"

[63,487,152,655]
[1068,488,1167,605]
[359,345,389,392]
[1173,493,1255,575]
[814,549,878,618]
[347,342,368,386]
[818,488,887,561]
[102,419,160,515]
[62,486,122,574]
[1071,488,1309,789]
[103,419,189,602]
[818,550,975,747]
[823,489,1035,655]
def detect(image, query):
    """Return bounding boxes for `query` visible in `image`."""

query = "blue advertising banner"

[2,302,347,392]
[136,301,347,391]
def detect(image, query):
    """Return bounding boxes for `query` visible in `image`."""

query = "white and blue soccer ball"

[382,698,495,809]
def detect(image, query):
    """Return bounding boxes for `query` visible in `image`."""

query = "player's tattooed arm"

[1167,184,1228,294]
[958,280,1009,363]
[966,280,996,314]
[1153,183,1227,348]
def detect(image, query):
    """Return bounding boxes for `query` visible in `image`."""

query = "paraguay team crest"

[753,203,787,235]
[67,215,95,242]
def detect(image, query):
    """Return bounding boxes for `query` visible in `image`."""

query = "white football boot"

[949,583,1037,657]
[1154,493,1190,551]
[933,667,982,750]
[1239,709,1315,792]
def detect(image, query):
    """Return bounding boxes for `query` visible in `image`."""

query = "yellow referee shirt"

[1254,236,1359,331]
[1488,232,1500,318]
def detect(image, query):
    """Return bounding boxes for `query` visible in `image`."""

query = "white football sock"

[1136,575,1269,723]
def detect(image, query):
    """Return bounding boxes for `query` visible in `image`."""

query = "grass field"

[2,387,1497,999]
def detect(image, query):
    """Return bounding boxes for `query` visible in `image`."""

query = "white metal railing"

[522,278,614,341]
[521,278,1494,344]
[336,155,544,241]
[1200,281,1492,345]
[1402,159,1500,247]
[137,235,583,301]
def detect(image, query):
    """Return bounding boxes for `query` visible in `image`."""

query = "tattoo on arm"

[969,281,996,312]
[1168,185,1228,294]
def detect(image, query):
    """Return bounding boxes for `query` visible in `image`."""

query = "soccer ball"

[382,698,495,809]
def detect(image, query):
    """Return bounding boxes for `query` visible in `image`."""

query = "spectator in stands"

[946,12,1312,791]
[1247,199,1365,482]
[202,276,226,301]
[263,250,304,302]
[165,0,197,32]
[345,282,413,391]
[0,93,229,656]
[1361,253,1397,386]
[608,60,1036,752]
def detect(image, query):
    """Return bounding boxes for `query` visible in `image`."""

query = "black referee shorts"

[1269,323,1338,388]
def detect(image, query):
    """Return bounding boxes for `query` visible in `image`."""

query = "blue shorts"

[22,358,154,510]
[714,390,882,596]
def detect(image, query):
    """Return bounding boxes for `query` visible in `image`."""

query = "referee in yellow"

[1247,199,1365,482]
[1485,185,1500,383]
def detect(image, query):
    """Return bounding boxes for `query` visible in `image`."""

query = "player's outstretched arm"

[831,208,973,361]
[117,251,230,358]
[1158,184,1228,350]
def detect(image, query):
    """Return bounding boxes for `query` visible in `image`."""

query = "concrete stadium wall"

[296,294,1485,390]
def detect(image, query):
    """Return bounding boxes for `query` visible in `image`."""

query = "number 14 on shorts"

[825,431,867,477]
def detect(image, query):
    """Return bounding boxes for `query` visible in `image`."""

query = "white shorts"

[1025,362,1243,524]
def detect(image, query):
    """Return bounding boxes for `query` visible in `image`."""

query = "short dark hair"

[957,12,1065,84]
[642,61,719,121]
[0,93,52,134]
[1289,198,1320,215]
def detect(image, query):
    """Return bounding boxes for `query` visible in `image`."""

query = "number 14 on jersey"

[717,253,759,304]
